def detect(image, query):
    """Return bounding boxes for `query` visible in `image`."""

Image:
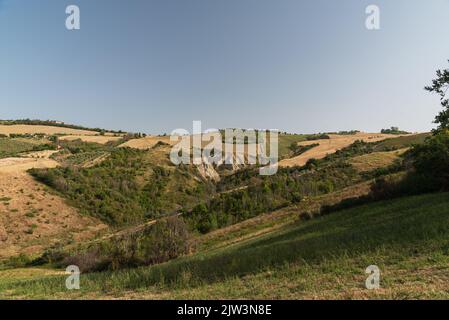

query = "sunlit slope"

[2,192,448,299]
[279,132,409,167]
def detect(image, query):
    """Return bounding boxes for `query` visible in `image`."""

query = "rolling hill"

[0,120,443,300]
[1,192,448,299]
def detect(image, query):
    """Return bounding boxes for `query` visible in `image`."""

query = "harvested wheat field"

[279,132,409,167]
[0,157,59,174]
[0,125,99,136]
[0,154,107,259]
[58,135,123,144]
[349,149,408,172]
[119,135,176,149]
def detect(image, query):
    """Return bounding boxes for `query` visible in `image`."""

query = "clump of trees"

[61,216,192,272]
[29,147,213,226]
[381,127,409,135]
[289,142,319,157]
[185,160,364,234]
[320,61,449,215]
[425,61,449,132]
[305,133,330,141]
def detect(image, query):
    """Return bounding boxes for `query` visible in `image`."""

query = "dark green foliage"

[380,127,409,135]
[372,133,431,152]
[30,148,213,226]
[406,131,449,189]
[186,162,360,234]
[335,130,360,135]
[62,216,191,272]
[370,132,449,199]
[289,142,319,157]
[321,132,449,215]
[3,254,33,268]
[305,133,330,141]
[425,61,449,131]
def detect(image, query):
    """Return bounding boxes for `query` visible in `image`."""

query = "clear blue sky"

[1,0,449,134]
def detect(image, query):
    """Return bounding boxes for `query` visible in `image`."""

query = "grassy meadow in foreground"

[1,192,448,299]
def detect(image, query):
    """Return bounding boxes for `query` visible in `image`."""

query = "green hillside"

[373,133,431,151]
[2,192,448,299]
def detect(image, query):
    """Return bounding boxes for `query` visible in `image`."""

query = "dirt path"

[279,133,406,167]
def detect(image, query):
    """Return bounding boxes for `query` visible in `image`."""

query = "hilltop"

[0,120,445,300]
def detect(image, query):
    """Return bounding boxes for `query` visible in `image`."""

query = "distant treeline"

[380,127,409,135]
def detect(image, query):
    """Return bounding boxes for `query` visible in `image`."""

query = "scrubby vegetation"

[185,161,359,233]
[53,216,192,272]
[289,142,319,156]
[372,133,431,151]
[184,138,407,234]
[29,147,214,226]
[305,133,330,140]
[318,63,449,215]
[380,127,409,135]
[0,137,56,159]
[2,192,449,299]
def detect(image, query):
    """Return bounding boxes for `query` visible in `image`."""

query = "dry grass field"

[0,172,107,259]
[0,150,107,259]
[58,135,123,144]
[0,125,98,136]
[279,133,408,167]
[349,149,407,172]
[119,135,175,149]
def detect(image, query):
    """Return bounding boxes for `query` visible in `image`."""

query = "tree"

[425,61,449,131]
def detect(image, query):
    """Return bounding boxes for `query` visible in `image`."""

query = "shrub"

[139,216,191,265]
[406,131,449,189]
[62,216,192,272]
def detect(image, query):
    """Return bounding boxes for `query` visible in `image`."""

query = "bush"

[62,216,192,272]
[406,131,449,189]
[139,216,191,265]
[4,254,33,268]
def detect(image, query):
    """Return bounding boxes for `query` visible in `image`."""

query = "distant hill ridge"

[0,119,125,134]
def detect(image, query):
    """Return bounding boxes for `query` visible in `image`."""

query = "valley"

[0,121,446,300]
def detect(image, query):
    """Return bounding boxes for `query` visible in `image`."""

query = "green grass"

[278,134,307,159]
[374,133,431,151]
[1,192,449,299]
[0,138,42,158]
